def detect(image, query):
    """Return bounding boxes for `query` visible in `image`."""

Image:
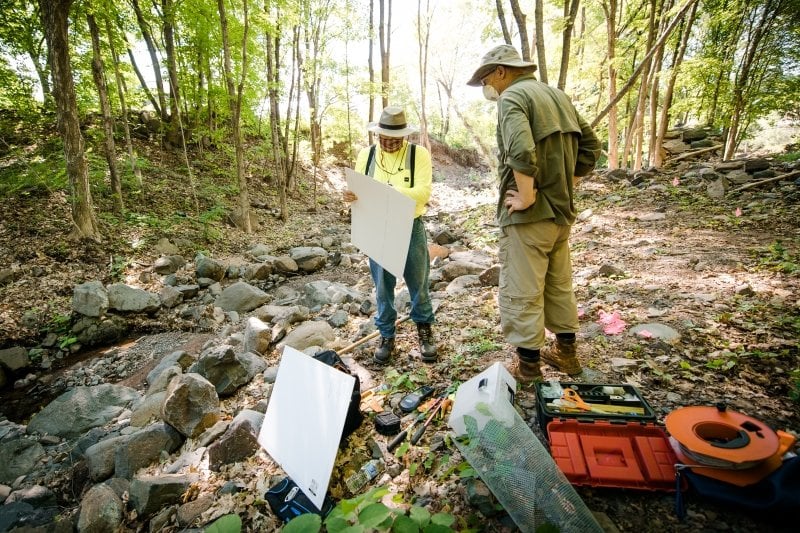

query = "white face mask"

[482,84,500,102]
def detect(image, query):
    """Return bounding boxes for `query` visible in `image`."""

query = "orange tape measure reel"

[666,403,795,486]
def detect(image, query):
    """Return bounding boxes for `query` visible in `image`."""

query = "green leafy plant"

[58,335,78,350]
[753,241,799,274]
[283,486,457,533]
[790,368,800,402]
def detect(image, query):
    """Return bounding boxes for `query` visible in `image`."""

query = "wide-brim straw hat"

[467,44,537,86]
[367,106,419,137]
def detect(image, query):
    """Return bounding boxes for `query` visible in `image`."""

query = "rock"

[72,315,128,348]
[726,170,751,184]
[0,346,29,372]
[630,323,680,343]
[599,264,626,278]
[161,373,221,438]
[115,422,184,479]
[745,158,770,173]
[715,160,744,172]
[78,483,124,533]
[637,212,667,221]
[273,255,299,274]
[445,274,481,295]
[129,474,197,517]
[707,177,726,198]
[147,350,195,387]
[27,384,140,439]
[478,265,501,287]
[107,284,161,313]
[5,485,56,507]
[195,255,226,281]
[73,281,109,317]
[0,366,5,388]
[86,435,131,482]
[662,139,689,154]
[207,409,264,471]
[753,169,776,179]
[130,391,167,427]
[153,255,185,275]
[0,484,9,503]
[690,139,715,149]
[441,260,486,282]
[0,501,59,531]
[248,244,271,258]
[327,309,350,328]
[159,286,183,308]
[154,238,181,255]
[682,127,708,142]
[243,262,273,281]
[464,478,499,517]
[278,321,335,352]
[215,281,270,312]
[302,280,363,308]
[433,229,457,245]
[177,493,214,527]
[289,246,328,273]
[254,304,309,325]
[189,344,261,397]
[243,317,271,355]
[0,438,45,484]
[0,268,20,286]
[449,250,494,267]
[610,357,639,370]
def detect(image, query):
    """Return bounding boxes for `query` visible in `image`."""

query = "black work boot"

[417,323,438,363]
[374,336,395,364]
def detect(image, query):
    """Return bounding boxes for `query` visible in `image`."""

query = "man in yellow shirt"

[343,106,437,364]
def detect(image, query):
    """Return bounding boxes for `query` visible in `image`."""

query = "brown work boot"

[507,356,543,385]
[540,339,582,376]
[416,323,438,363]
[374,337,395,365]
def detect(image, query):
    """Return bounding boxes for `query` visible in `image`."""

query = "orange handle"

[562,389,592,411]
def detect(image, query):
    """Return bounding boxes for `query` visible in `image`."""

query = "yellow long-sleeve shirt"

[354,140,432,218]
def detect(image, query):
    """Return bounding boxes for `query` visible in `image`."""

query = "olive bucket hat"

[367,106,419,137]
[467,44,537,86]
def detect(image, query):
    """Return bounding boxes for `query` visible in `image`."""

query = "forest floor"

[1,128,799,532]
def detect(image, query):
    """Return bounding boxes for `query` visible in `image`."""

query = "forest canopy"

[1,0,798,239]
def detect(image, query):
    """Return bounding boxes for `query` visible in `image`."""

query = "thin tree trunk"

[627,0,659,171]
[218,0,251,232]
[653,1,697,168]
[87,13,123,214]
[105,16,142,187]
[162,0,180,120]
[124,42,161,116]
[495,0,512,45]
[368,0,375,145]
[592,0,698,129]
[266,14,288,221]
[417,0,432,150]
[602,0,619,169]
[535,0,547,83]
[379,0,392,109]
[557,0,580,90]
[509,0,531,62]
[131,0,167,122]
[40,0,99,240]
[438,80,492,164]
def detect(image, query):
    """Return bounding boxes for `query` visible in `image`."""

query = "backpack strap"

[365,144,377,177]
[406,143,416,188]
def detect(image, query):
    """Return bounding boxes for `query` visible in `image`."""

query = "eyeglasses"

[480,68,497,86]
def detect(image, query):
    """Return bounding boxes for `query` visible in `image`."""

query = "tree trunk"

[131,0,168,122]
[266,15,288,221]
[379,0,392,109]
[592,0,698,129]
[626,0,659,171]
[124,43,161,116]
[87,13,123,214]
[495,0,512,44]
[39,0,99,240]
[162,0,180,120]
[218,0,251,232]
[557,0,580,90]
[438,80,492,164]
[602,0,619,169]
[653,1,697,168]
[534,0,547,84]
[368,0,375,145]
[416,0,432,151]
[509,0,531,62]
[105,16,142,188]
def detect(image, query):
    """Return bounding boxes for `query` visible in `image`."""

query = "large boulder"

[289,246,328,273]
[207,409,264,471]
[73,281,108,317]
[114,422,184,479]
[0,438,45,484]
[188,344,264,396]
[129,474,198,517]
[160,373,220,438]
[107,284,161,313]
[77,483,124,533]
[0,346,29,372]
[278,320,335,352]
[195,255,225,281]
[215,281,270,312]
[27,384,140,439]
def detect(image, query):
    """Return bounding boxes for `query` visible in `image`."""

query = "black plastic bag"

[313,349,363,444]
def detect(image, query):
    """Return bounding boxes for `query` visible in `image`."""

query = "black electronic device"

[399,385,436,413]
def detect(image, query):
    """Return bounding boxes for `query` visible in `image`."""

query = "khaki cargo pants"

[498,220,579,349]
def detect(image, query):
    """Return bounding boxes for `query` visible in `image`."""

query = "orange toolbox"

[547,418,681,491]
[536,382,680,491]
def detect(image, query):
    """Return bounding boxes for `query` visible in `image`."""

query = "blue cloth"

[369,217,434,338]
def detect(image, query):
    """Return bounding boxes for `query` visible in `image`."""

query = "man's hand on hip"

[504,188,537,214]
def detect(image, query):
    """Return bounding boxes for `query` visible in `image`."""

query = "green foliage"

[753,241,799,275]
[282,486,457,533]
[790,368,800,403]
[204,513,242,533]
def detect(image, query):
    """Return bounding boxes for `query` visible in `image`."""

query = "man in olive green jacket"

[468,45,601,383]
